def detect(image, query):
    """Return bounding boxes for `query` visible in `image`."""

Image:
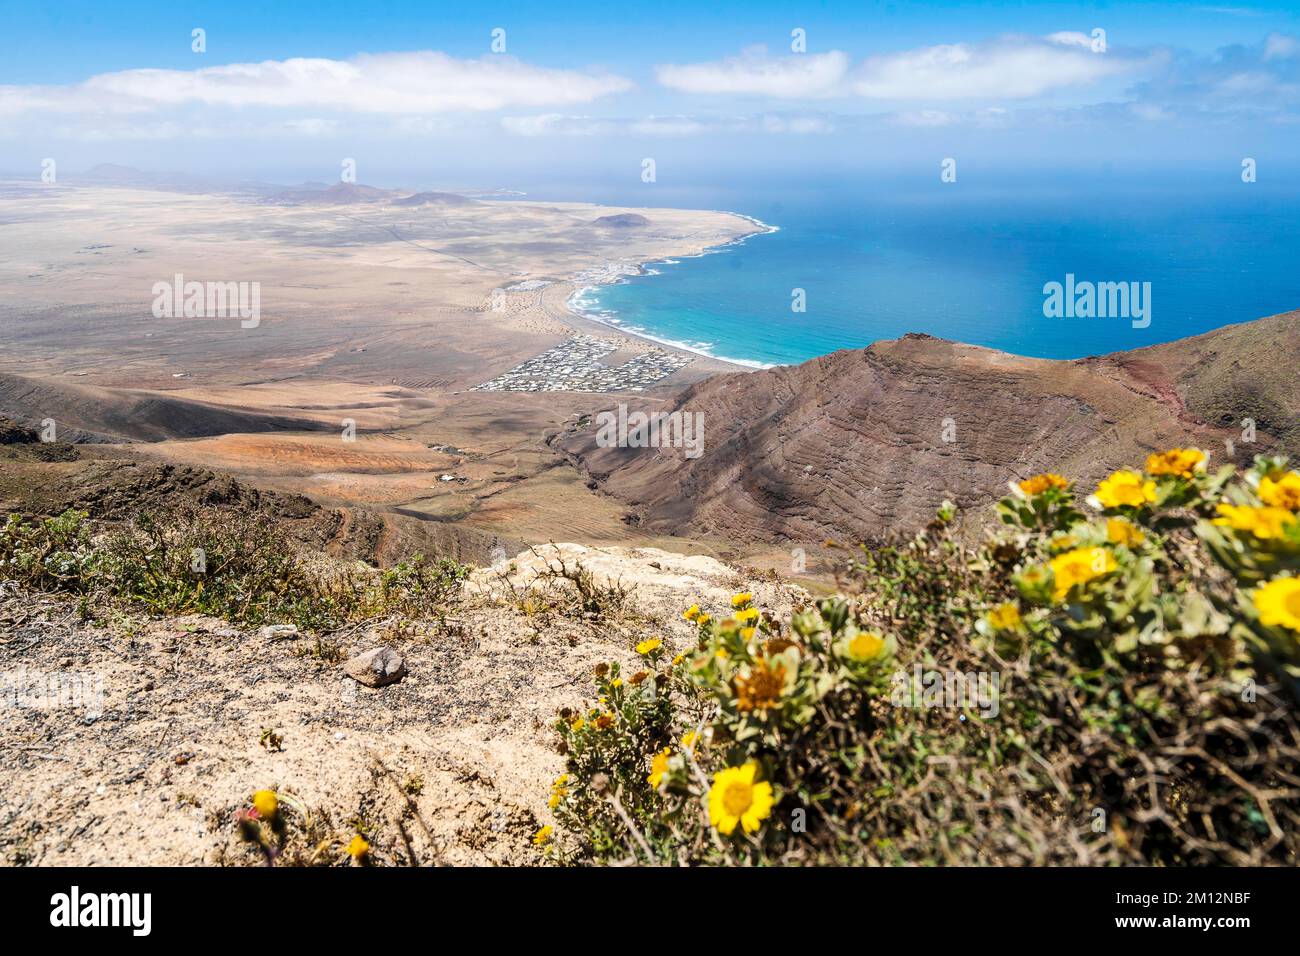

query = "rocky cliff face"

[553,311,1300,549]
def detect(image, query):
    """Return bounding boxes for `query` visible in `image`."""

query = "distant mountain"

[77,164,216,192]
[592,213,650,228]
[268,181,397,205]
[82,163,169,183]
[51,169,487,207]
[74,165,298,197]
[553,310,1300,547]
[391,191,478,207]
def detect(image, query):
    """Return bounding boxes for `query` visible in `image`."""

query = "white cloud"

[500,112,833,136]
[891,109,956,127]
[1129,103,1172,121]
[0,51,632,117]
[1045,31,1095,49]
[760,113,834,133]
[655,48,851,98]
[653,35,1146,103]
[1264,33,1299,60]
[851,36,1136,99]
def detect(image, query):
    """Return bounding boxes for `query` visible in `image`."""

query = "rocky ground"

[0,544,804,866]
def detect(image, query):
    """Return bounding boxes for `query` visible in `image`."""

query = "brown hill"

[0,457,521,567]
[553,310,1300,549]
[592,213,650,228]
[391,191,478,207]
[0,371,328,443]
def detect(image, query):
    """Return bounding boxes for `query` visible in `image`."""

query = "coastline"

[560,211,779,371]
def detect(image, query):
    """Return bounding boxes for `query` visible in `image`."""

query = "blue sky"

[2,1,1298,188]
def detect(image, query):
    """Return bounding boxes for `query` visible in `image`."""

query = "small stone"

[259,624,299,640]
[343,646,406,687]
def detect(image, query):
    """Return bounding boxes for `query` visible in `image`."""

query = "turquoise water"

[567,178,1300,366]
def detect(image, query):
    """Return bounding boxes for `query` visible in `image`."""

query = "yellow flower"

[985,603,1022,631]
[569,717,585,732]
[683,605,700,621]
[252,789,278,819]
[1094,470,1157,509]
[1213,504,1297,540]
[549,774,569,808]
[346,835,370,860]
[647,748,672,788]
[1106,517,1146,547]
[1255,577,1300,632]
[697,614,711,625]
[1048,533,1079,552]
[1049,546,1117,602]
[533,825,553,846]
[1145,448,1206,479]
[1259,471,1300,511]
[708,763,774,835]
[739,626,756,640]
[635,638,663,655]
[680,731,699,751]
[671,654,685,666]
[1019,566,1048,587]
[846,631,886,661]
[610,677,623,688]
[733,657,786,712]
[734,607,759,623]
[1018,473,1070,495]
[731,592,753,608]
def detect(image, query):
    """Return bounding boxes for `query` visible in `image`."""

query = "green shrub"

[1,510,99,592]
[550,451,1300,866]
[0,505,468,632]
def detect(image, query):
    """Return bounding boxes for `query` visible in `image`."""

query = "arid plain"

[0,180,763,564]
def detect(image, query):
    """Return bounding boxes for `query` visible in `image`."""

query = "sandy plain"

[0,181,764,561]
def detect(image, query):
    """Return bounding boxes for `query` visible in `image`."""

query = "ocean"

[552,174,1300,367]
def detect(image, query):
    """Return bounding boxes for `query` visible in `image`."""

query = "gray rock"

[259,624,299,640]
[344,646,406,687]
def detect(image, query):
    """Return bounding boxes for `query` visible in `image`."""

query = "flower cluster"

[550,451,1300,867]
[996,451,1299,668]
[551,590,900,860]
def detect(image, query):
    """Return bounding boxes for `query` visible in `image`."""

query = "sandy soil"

[0,544,805,866]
